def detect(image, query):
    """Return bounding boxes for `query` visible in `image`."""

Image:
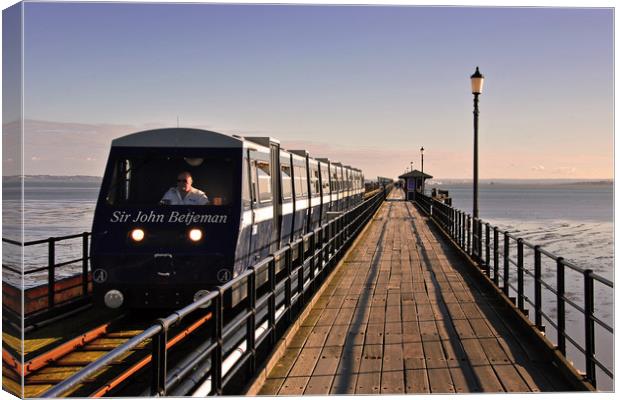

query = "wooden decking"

[258,190,574,394]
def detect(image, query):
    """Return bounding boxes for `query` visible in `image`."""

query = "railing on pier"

[40,187,389,397]
[414,191,613,389]
[2,233,92,325]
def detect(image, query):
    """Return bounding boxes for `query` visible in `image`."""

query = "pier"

[252,190,582,394]
[2,186,612,397]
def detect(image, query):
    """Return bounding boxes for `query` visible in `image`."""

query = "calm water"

[2,179,614,388]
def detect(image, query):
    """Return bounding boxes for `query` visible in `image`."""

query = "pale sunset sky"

[2,1,614,180]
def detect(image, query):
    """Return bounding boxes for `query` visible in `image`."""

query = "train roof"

[111,128,244,148]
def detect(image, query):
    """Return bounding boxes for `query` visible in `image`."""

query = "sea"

[1,177,614,389]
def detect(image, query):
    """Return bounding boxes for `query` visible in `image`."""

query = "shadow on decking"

[407,202,572,392]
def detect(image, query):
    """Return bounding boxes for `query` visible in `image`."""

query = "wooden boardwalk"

[258,190,574,394]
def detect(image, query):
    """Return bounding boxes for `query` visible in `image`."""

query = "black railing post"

[82,232,89,297]
[584,269,596,386]
[284,247,292,322]
[308,234,316,293]
[467,215,471,255]
[534,246,543,329]
[556,257,566,355]
[485,223,490,275]
[471,218,480,261]
[247,268,257,375]
[212,291,223,395]
[268,258,276,345]
[151,320,168,396]
[493,227,499,285]
[503,232,510,296]
[517,238,524,311]
[297,241,305,304]
[48,238,56,308]
[461,211,467,248]
[478,220,483,262]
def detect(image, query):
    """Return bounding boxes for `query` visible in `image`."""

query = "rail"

[40,187,389,397]
[3,233,91,320]
[414,191,613,388]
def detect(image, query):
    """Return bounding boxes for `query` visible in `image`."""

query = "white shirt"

[161,187,209,205]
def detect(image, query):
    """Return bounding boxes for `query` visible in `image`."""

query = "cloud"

[552,167,577,175]
[531,165,545,171]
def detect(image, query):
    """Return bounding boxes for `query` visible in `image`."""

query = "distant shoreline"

[1,175,614,186]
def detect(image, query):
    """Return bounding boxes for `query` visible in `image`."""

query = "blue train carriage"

[91,128,366,310]
[91,128,248,309]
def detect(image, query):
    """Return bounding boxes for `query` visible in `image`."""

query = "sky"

[1,1,614,180]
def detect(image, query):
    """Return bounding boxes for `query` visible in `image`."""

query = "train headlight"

[188,228,203,242]
[130,228,145,242]
[104,290,124,309]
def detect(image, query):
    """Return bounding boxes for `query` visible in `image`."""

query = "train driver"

[160,171,209,205]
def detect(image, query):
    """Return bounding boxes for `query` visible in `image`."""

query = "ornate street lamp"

[471,66,484,220]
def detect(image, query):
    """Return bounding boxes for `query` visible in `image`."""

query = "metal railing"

[3,233,91,314]
[414,191,613,388]
[40,188,388,397]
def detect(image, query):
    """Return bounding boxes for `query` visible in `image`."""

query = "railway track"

[2,309,214,398]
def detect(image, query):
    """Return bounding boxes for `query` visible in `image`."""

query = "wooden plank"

[449,364,481,393]
[287,347,321,377]
[418,320,440,341]
[303,325,331,348]
[364,323,384,345]
[479,338,512,365]
[278,376,310,395]
[422,340,447,369]
[304,375,334,395]
[324,324,349,347]
[427,368,456,393]
[381,371,405,394]
[330,374,357,394]
[384,321,402,344]
[358,344,382,374]
[459,338,490,366]
[405,368,430,393]
[471,365,505,392]
[355,372,381,394]
[258,378,284,395]
[468,318,496,339]
[493,364,531,392]
[313,346,342,376]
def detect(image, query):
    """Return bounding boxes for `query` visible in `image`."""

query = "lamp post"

[471,66,484,221]
[420,147,424,174]
[410,161,413,172]
[420,147,425,194]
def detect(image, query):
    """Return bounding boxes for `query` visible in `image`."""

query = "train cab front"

[90,141,243,309]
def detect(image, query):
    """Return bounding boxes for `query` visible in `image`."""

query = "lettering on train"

[110,210,228,224]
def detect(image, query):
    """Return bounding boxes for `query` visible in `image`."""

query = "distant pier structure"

[398,169,432,201]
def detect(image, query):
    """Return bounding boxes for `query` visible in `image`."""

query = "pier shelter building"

[398,170,432,201]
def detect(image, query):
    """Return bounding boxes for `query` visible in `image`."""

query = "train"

[90,128,366,309]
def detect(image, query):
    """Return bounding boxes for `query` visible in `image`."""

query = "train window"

[310,166,320,196]
[256,160,272,203]
[320,165,330,194]
[281,162,293,200]
[295,165,308,197]
[242,157,252,209]
[104,153,235,206]
[331,168,338,193]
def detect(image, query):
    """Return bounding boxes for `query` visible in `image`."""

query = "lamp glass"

[471,77,484,94]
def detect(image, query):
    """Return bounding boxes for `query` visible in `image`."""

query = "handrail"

[412,193,613,388]
[39,186,390,397]
[3,232,91,317]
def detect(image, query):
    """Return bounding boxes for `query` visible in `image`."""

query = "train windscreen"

[104,153,236,206]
